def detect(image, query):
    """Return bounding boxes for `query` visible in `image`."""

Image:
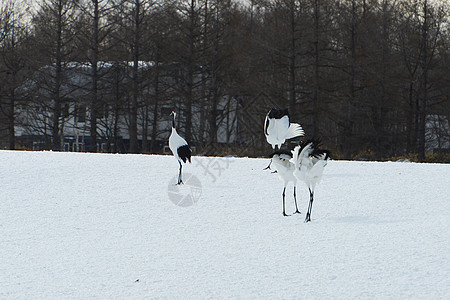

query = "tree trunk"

[89,0,99,153]
[129,0,140,153]
[52,2,63,151]
[8,87,15,150]
[417,0,428,162]
[184,0,196,144]
[150,59,160,153]
[288,0,297,117]
[344,0,357,158]
[311,0,320,137]
[142,106,149,152]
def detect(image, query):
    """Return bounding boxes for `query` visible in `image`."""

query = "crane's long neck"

[293,146,301,169]
[172,113,176,129]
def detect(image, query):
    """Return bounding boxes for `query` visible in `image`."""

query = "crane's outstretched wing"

[285,123,305,140]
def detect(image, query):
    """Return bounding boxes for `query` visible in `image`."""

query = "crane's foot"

[293,210,301,215]
[304,213,311,223]
[283,212,290,217]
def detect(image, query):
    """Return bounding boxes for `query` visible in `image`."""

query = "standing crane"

[292,139,330,222]
[268,150,301,216]
[169,111,192,185]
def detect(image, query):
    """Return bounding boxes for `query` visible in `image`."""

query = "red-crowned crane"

[268,150,301,216]
[264,108,304,149]
[292,139,330,222]
[169,111,191,185]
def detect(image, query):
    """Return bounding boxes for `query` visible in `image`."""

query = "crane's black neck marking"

[269,149,293,158]
[172,114,176,129]
[268,108,289,119]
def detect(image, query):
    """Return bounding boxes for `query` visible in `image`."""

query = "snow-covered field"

[1,150,449,299]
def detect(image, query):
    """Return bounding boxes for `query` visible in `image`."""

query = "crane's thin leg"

[177,161,183,184]
[293,186,301,214]
[282,187,289,216]
[305,188,314,222]
[263,161,272,170]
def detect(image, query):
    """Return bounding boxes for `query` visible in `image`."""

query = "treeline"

[0,0,448,161]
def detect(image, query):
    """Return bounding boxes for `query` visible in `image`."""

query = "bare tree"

[31,0,79,150]
[0,0,447,159]
[74,0,122,152]
[204,1,234,148]
[117,0,157,153]
[0,0,31,149]
[144,3,174,153]
[0,1,14,148]
[398,0,447,161]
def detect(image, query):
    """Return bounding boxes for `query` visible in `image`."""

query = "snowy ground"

[1,150,449,299]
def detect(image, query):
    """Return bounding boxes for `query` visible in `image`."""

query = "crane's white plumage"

[169,127,188,160]
[169,111,191,184]
[291,139,330,222]
[268,150,301,216]
[264,108,304,149]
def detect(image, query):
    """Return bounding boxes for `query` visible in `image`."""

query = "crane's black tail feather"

[177,145,192,163]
